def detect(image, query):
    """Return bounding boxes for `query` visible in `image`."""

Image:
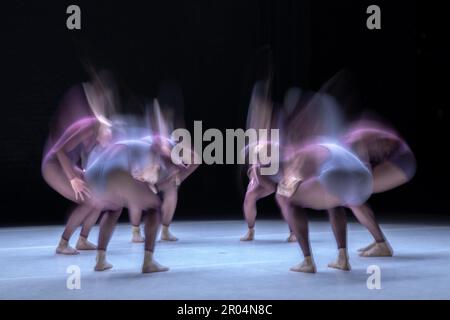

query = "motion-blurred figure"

[42,70,117,255]
[335,119,417,257]
[240,81,296,242]
[84,100,199,272]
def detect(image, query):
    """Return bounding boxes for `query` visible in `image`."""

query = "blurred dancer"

[87,101,198,272]
[272,84,378,273]
[274,75,416,271]
[42,72,116,255]
[42,116,112,254]
[276,139,373,273]
[240,82,297,242]
[131,135,199,243]
[127,101,200,242]
[336,120,416,257]
[85,137,172,273]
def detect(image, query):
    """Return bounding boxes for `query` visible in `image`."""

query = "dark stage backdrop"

[1,1,446,225]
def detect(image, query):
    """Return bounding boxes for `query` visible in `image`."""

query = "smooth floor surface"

[1,219,450,299]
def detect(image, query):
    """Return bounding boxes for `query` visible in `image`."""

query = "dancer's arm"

[177,148,200,183]
[53,120,97,200]
[53,121,97,180]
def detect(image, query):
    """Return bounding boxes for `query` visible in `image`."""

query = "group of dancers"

[42,69,416,274]
[240,79,416,273]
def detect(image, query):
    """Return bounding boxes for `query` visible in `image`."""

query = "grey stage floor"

[1,219,450,299]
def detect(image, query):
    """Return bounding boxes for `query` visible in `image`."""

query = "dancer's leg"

[289,207,316,273]
[354,206,377,252]
[286,227,297,243]
[240,190,258,241]
[97,210,122,251]
[160,186,179,241]
[278,198,297,242]
[77,209,102,250]
[328,207,347,249]
[95,209,122,271]
[142,209,169,273]
[327,207,351,271]
[57,204,94,255]
[354,162,408,255]
[289,207,312,256]
[349,204,393,257]
[276,194,316,273]
[129,208,144,243]
[240,183,274,241]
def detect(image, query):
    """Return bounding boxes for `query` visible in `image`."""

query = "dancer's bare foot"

[290,256,317,273]
[142,251,169,273]
[160,225,178,241]
[357,241,376,252]
[240,227,255,241]
[286,232,297,242]
[76,236,97,250]
[56,238,79,255]
[131,226,145,243]
[328,248,351,271]
[94,250,113,271]
[359,241,393,257]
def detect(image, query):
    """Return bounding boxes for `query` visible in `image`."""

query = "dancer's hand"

[70,177,92,202]
[132,169,145,182]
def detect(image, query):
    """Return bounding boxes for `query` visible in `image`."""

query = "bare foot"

[240,228,255,241]
[131,226,145,243]
[142,260,170,273]
[56,246,79,255]
[357,242,376,252]
[286,232,297,242]
[94,250,113,271]
[95,261,113,271]
[290,256,316,273]
[359,241,393,257]
[56,238,79,255]
[160,226,178,241]
[328,248,351,271]
[142,251,169,273]
[76,236,97,250]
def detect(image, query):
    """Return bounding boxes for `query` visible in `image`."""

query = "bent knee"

[275,192,291,207]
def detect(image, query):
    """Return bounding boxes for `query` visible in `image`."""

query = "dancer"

[42,69,118,254]
[131,135,200,243]
[320,121,416,271]
[86,99,197,272]
[42,116,112,254]
[240,142,297,241]
[85,137,173,273]
[274,94,416,271]
[158,146,199,242]
[240,81,296,242]
[275,139,373,273]
[126,102,200,242]
[336,120,416,257]
[271,86,378,273]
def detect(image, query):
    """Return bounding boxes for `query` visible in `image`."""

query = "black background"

[2,1,448,225]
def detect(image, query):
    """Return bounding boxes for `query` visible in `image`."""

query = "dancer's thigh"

[372,162,409,193]
[290,178,342,210]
